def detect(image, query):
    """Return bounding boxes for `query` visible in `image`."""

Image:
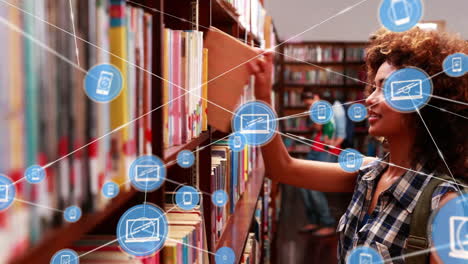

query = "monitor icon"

[125,217,160,243]
[0,184,9,202]
[240,114,270,134]
[390,79,423,101]
[359,252,373,264]
[60,255,71,264]
[96,71,114,95]
[135,165,160,182]
[390,0,410,26]
[449,216,468,259]
[453,57,463,73]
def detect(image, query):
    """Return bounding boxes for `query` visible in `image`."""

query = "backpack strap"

[405,175,455,264]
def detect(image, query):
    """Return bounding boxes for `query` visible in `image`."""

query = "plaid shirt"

[337,156,458,263]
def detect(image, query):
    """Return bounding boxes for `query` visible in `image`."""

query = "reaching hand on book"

[248,50,274,102]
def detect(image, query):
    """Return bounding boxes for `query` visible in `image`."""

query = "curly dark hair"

[365,28,468,179]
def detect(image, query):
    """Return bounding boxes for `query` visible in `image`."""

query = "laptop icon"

[390,79,423,101]
[0,184,9,202]
[125,217,160,243]
[449,216,468,259]
[240,114,270,134]
[135,165,160,182]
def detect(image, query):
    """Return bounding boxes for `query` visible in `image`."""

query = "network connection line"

[68,0,80,66]
[14,198,65,213]
[166,237,219,256]
[426,103,468,120]
[414,106,463,195]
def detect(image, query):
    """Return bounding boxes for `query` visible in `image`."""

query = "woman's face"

[365,62,411,138]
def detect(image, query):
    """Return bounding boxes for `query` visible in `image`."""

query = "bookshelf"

[277,41,369,157]
[5,0,278,264]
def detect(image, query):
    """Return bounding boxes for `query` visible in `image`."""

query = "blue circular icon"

[383,67,432,112]
[346,246,383,264]
[177,150,195,168]
[379,0,423,32]
[50,249,79,264]
[232,101,278,146]
[129,155,166,192]
[310,100,334,124]
[117,203,168,257]
[102,182,119,199]
[443,53,467,77]
[228,132,248,152]
[212,190,228,207]
[338,149,364,173]
[64,206,82,223]
[175,185,200,211]
[348,104,368,122]
[0,174,16,211]
[431,193,468,264]
[25,164,46,184]
[84,63,123,103]
[215,247,235,264]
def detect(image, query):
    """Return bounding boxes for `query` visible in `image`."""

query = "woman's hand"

[247,50,275,102]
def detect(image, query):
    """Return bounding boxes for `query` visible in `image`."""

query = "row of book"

[223,0,266,41]
[0,0,155,262]
[283,45,344,63]
[282,89,306,108]
[345,46,366,62]
[284,67,345,85]
[282,117,311,131]
[162,28,208,149]
[283,45,366,63]
[344,68,367,85]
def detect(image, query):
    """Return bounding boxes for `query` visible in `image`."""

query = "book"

[203,27,259,132]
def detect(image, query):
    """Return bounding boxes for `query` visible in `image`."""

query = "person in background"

[322,90,348,156]
[299,91,336,237]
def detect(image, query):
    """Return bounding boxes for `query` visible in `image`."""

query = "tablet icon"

[125,217,160,243]
[390,0,410,26]
[318,105,326,120]
[60,255,71,264]
[240,114,270,134]
[346,152,356,168]
[96,71,114,95]
[64,206,82,222]
[390,79,423,101]
[0,184,9,203]
[453,57,463,73]
[359,252,373,264]
[183,192,192,205]
[449,216,468,260]
[354,107,362,119]
[234,136,242,148]
[212,190,228,207]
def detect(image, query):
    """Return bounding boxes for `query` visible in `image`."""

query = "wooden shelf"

[163,130,211,161]
[283,130,314,135]
[283,61,365,66]
[215,163,265,264]
[284,83,364,89]
[10,190,137,264]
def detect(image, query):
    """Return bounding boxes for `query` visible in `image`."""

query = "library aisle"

[0,0,467,264]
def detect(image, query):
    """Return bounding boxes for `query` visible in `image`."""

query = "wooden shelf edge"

[283,83,365,88]
[215,163,265,264]
[283,61,365,66]
[163,131,211,162]
[10,190,137,264]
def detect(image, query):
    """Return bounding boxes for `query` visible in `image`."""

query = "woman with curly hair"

[248,27,467,263]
